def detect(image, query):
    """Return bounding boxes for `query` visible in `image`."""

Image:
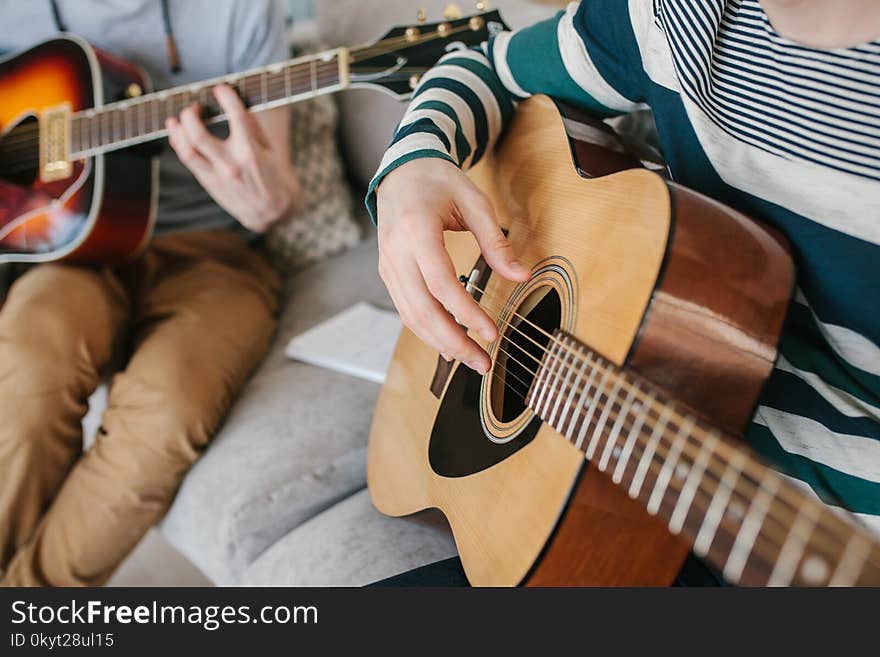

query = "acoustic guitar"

[0,8,505,264]
[367,94,880,587]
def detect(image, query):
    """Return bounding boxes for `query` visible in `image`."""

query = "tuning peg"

[476,1,488,10]
[443,3,463,19]
[417,8,426,24]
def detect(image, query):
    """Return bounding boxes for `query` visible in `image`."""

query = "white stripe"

[776,472,880,540]
[489,31,531,99]
[418,62,503,161]
[754,407,880,483]
[376,132,450,176]
[629,0,679,91]
[775,356,880,421]
[794,290,880,376]
[676,95,880,244]
[557,4,642,113]
[406,88,477,165]
[397,108,460,163]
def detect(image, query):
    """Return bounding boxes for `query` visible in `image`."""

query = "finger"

[379,248,446,357]
[214,84,260,141]
[398,253,491,374]
[178,104,239,179]
[458,190,530,283]
[166,118,211,178]
[415,228,498,343]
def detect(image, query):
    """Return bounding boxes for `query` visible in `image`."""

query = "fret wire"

[548,340,579,426]
[574,368,612,450]
[723,473,781,582]
[628,405,673,498]
[668,428,718,534]
[611,390,654,484]
[646,415,695,516]
[828,533,872,586]
[531,340,561,412]
[540,341,568,419]
[693,449,747,557]
[91,112,98,150]
[558,347,588,433]
[585,374,624,460]
[565,354,600,442]
[597,380,640,472]
[767,501,821,586]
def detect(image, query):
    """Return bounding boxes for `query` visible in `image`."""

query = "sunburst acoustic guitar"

[0,9,505,264]
[367,95,880,587]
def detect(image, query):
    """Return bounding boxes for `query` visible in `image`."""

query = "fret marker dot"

[727,502,745,521]
[801,555,828,584]
[632,402,643,414]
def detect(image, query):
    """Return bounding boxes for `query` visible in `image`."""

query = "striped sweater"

[368,0,880,535]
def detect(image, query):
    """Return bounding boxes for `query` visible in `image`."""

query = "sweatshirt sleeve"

[365,1,649,223]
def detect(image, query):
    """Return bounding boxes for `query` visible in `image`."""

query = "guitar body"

[367,95,795,586]
[0,36,155,264]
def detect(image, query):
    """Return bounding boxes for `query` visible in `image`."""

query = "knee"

[104,369,226,461]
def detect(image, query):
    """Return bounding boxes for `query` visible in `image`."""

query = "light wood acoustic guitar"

[367,94,880,587]
[0,9,505,264]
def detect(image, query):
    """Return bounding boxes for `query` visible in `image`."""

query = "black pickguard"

[428,364,542,478]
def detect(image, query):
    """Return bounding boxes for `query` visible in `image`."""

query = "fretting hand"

[166,84,302,233]
[376,158,530,375]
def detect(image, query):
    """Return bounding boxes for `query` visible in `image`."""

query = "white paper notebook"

[285,302,402,384]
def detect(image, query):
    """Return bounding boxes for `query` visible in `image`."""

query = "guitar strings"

[0,17,469,156]
[0,65,346,166]
[468,283,875,570]
[485,339,826,577]
[472,282,863,536]
[0,13,476,152]
[489,320,871,576]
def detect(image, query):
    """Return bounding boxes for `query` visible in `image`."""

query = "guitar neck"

[525,330,880,586]
[69,48,350,158]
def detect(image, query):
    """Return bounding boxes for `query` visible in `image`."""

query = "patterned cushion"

[264,46,363,272]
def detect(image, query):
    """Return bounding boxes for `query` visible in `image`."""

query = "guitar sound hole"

[492,287,562,422]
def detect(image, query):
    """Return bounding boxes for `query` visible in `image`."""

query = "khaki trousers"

[0,229,280,586]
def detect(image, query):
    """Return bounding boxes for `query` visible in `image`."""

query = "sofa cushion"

[316,0,561,189]
[160,236,390,584]
[241,488,458,586]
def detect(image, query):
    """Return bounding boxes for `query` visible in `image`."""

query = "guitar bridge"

[39,103,73,183]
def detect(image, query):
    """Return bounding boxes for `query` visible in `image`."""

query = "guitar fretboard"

[70,49,348,158]
[523,330,880,586]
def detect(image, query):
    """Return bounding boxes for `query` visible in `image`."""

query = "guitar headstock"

[348,4,509,98]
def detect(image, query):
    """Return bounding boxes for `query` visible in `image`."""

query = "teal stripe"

[747,422,880,517]
[505,12,620,117]
[365,149,456,225]
[782,302,880,407]
[411,100,472,166]
[437,56,516,123]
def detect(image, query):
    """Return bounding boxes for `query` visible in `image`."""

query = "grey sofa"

[155,0,559,586]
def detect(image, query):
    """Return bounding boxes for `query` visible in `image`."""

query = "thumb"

[459,191,530,282]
